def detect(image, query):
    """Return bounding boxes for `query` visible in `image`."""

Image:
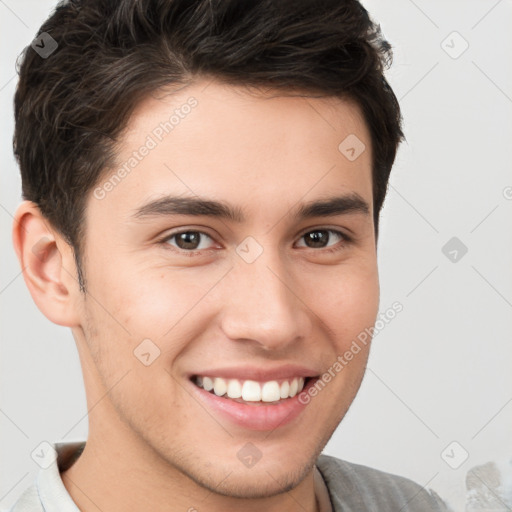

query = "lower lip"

[189,378,318,431]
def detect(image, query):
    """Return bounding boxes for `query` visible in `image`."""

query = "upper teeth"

[195,376,306,402]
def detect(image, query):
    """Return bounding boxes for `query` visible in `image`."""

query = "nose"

[218,248,313,352]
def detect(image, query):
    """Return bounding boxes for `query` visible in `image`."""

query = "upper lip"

[188,364,320,382]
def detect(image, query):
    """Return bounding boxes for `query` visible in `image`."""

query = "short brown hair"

[13,0,404,292]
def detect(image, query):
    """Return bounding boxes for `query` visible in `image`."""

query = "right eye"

[160,230,217,253]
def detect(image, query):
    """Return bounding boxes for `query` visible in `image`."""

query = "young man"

[10,0,452,510]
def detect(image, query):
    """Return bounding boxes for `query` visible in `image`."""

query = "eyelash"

[157,228,352,257]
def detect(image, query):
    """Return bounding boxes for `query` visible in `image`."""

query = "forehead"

[88,79,373,226]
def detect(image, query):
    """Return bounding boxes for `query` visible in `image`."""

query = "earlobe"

[12,201,81,327]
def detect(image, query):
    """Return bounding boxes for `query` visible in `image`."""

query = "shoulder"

[3,481,43,512]
[316,453,452,512]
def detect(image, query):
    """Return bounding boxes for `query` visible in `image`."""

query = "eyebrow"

[131,193,370,222]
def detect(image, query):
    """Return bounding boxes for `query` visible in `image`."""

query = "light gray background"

[1,1,511,511]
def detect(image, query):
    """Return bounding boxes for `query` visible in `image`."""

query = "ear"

[12,201,81,327]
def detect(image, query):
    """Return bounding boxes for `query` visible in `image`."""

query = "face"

[74,80,379,498]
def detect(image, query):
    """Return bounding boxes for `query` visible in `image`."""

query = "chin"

[200,464,308,499]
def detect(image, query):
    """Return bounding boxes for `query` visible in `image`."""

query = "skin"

[12,79,379,512]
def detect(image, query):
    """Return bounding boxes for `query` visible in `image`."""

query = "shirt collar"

[314,464,334,512]
[36,441,84,512]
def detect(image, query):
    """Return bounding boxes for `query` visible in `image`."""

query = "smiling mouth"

[191,375,314,405]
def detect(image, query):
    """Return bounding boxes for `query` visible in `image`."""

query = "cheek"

[90,260,218,340]
[81,262,230,390]
[303,263,379,347]
[79,283,189,416]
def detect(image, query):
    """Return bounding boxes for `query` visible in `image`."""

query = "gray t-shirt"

[6,441,451,512]
[315,454,451,511]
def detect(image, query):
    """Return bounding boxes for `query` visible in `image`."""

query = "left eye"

[296,229,347,249]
